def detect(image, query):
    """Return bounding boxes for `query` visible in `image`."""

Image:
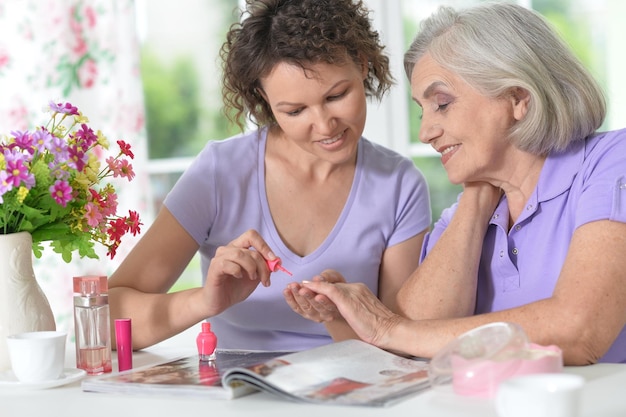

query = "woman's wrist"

[457,184,501,224]
[374,314,411,353]
[189,287,219,322]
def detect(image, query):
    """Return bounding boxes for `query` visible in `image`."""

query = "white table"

[2,323,626,417]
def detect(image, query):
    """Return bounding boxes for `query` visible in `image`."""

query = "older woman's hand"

[297,279,403,347]
[284,270,346,323]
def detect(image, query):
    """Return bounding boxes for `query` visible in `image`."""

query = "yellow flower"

[54,125,67,137]
[102,183,116,197]
[16,186,29,203]
[84,154,101,183]
[74,113,89,124]
[73,171,91,189]
[69,208,86,232]
[97,130,110,149]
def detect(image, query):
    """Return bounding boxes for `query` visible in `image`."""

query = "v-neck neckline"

[256,128,362,264]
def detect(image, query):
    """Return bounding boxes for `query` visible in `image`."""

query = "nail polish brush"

[266,258,293,276]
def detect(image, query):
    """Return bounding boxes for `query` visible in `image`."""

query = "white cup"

[6,331,67,383]
[495,373,585,417]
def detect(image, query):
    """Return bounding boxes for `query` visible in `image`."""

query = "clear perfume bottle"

[73,275,112,375]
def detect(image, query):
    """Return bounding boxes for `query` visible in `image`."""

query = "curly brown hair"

[220,0,392,130]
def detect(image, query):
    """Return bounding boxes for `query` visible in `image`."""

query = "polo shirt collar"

[536,139,585,203]
[490,138,586,228]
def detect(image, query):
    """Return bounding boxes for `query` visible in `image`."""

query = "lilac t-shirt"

[165,128,431,351]
[421,128,626,363]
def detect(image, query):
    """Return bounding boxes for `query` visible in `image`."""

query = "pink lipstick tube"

[115,318,133,372]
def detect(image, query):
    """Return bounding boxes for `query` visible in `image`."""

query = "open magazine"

[81,339,431,407]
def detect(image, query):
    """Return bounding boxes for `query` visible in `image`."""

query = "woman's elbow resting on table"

[544,312,622,366]
[499,293,625,366]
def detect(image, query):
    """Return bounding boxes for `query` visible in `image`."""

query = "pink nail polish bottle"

[196,322,217,362]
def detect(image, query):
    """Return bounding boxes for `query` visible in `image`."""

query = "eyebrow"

[413,81,445,105]
[274,79,350,107]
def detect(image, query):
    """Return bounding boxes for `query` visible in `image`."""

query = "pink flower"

[101,191,118,217]
[126,210,143,236]
[5,157,31,188]
[68,144,87,171]
[49,101,79,116]
[118,159,135,181]
[9,130,34,153]
[74,123,98,148]
[106,156,135,180]
[84,202,103,227]
[117,140,134,159]
[49,180,73,207]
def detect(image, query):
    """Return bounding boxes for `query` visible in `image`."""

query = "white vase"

[0,231,56,371]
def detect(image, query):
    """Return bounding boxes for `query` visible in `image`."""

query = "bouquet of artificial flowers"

[0,101,142,262]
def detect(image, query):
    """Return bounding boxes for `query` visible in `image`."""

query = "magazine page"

[222,339,431,407]
[81,350,288,399]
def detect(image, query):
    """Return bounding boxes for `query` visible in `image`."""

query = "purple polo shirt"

[422,128,626,363]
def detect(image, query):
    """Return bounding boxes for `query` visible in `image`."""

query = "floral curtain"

[0,0,151,334]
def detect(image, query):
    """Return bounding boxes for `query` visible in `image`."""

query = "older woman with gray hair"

[290,2,626,365]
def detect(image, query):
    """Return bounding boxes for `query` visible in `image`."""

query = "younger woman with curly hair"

[109,0,431,352]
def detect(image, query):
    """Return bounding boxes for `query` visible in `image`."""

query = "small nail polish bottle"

[196,322,217,362]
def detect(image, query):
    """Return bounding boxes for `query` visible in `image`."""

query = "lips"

[319,130,345,145]
[438,144,460,165]
[315,129,348,151]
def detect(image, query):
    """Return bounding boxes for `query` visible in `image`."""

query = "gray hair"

[404,2,606,155]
